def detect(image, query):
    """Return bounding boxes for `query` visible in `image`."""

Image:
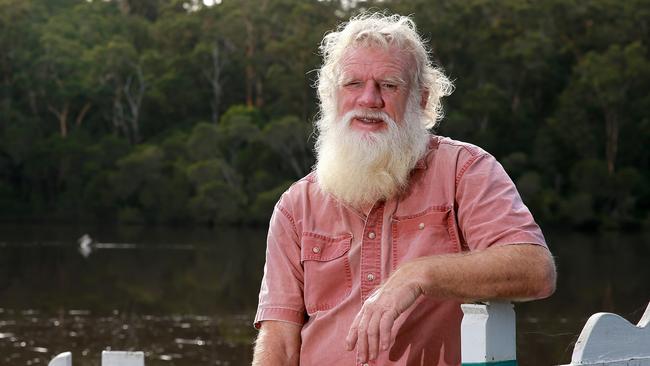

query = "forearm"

[252,321,301,366]
[345,243,555,363]
[407,244,556,302]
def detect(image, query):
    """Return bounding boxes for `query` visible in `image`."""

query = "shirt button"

[366,273,375,282]
[418,222,425,230]
[367,231,376,239]
[312,246,320,254]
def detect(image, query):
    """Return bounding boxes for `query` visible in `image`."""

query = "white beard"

[314,95,431,208]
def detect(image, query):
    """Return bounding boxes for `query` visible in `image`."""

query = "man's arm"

[252,320,302,366]
[345,243,556,363]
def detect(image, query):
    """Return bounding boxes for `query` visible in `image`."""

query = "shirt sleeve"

[455,152,547,251]
[254,196,306,329]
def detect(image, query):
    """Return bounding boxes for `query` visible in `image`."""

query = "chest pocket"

[300,232,352,314]
[391,207,459,271]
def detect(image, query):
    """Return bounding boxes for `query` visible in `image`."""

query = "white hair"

[315,12,454,129]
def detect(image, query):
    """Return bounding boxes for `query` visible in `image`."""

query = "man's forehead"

[339,46,414,77]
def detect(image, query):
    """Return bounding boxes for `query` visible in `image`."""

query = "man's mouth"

[355,117,384,124]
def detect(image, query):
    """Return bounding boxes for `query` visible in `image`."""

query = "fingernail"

[382,343,388,350]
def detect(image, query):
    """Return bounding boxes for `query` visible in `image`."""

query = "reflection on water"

[0,223,648,365]
[516,230,650,364]
[0,223,265,365]
[0,309,253,365]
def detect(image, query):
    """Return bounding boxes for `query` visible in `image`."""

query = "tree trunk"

[255,77,264,108]
[604,108,619,175]
[511,70,526,113]
[480,115,489,132]
[244,18,255,108]
[124,64,147,144]
[47,103,69,138]
[1,61,11,120]
[112,93,128,142]
[28,90,39,117]
[75,102,92,127]
[203,41,223,124]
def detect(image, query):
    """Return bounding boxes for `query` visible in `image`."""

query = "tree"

[36,6,90,137]
[554,42,650,175]
[260,115,313,178]
[88,37,150,144]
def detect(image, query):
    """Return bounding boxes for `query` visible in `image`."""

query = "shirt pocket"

[391,207,458,271]
[300,232,353,314]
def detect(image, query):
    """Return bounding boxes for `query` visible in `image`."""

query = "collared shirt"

[255,135,547,366]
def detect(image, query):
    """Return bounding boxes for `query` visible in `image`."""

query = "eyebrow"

[338,74,407,86]
[379,76,407,85]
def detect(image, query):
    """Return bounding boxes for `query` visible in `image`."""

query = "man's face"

[336,46,415,135]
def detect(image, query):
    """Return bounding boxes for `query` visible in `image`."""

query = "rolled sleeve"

[455,152,547,251]
[254,197,306,329]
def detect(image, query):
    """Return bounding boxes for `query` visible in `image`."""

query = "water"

[0,223,648,365]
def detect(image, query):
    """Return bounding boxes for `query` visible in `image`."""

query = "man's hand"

[345,244,556,363]
[345,262,425,363]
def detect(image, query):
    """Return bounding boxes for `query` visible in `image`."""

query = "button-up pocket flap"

[301,233,352,262]
[393,207,451,232]
[391,207,456,271]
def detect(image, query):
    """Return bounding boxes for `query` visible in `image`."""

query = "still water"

[0,223,648,366]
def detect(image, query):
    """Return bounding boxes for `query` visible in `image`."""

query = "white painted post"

[48,352,72,366]
[461,301,517,366]
[101,351,145,366]
[559,301,650,366]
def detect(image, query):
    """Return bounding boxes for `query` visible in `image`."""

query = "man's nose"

[357,81,384,109]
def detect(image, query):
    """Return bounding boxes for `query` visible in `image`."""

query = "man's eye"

[344,81,361,87]
[381,83,397,90]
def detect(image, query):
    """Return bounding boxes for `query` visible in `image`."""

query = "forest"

[0,0,648,230]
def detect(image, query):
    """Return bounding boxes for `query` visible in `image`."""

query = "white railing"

[460,301,650,366]
[559,302,650,366]
[49,301,650,366]
[460,302,517,366]
[49,351,144,366]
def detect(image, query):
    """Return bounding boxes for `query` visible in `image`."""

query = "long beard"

[314,97,430,208]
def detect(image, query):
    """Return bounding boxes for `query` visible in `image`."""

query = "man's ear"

[420,88,429,109]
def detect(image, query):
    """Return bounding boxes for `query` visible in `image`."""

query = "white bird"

[78,234,93,258]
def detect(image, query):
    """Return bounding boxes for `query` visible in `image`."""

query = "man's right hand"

[252,320,301,366]
[345,260,425,364]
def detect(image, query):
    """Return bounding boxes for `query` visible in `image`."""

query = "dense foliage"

[1,0,648,229]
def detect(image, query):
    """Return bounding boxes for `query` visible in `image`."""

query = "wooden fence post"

[461,301,517,366]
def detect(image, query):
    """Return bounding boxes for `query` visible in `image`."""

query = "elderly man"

[252,13,556,366]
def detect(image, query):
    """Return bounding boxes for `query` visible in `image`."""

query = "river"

[0,223,648,365]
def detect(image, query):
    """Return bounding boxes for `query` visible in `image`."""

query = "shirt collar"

[413,135,439,170]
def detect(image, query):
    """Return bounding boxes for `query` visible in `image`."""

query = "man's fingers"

[346,312,361,351]
[367,311,382,360]
[356,310,371,363]
[379,310,396,351]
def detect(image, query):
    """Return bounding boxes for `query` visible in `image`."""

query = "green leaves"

[0,0,648,229]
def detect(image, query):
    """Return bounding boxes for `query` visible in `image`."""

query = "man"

[252,12,556,366]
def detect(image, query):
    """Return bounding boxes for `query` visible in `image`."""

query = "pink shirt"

[255,136,547,366]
